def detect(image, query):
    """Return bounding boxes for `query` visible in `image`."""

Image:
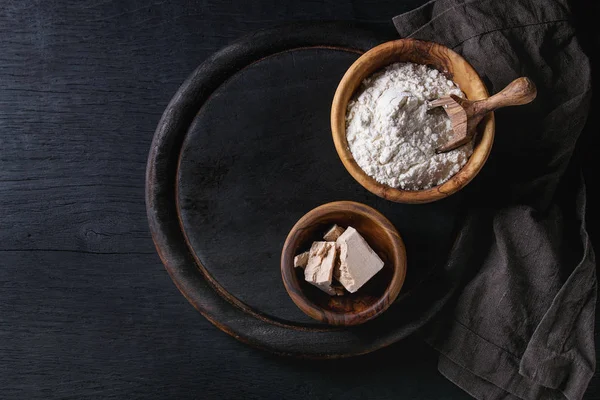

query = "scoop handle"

[477,77,537,113]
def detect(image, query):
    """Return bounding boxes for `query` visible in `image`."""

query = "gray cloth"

[392,0,596,399]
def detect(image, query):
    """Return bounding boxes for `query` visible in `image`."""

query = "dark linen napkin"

[392,0,596,399]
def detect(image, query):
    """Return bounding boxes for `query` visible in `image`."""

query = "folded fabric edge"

[392,0,573,49]
[392,0,469,38]
[427,320,565,399]
[518,172,596,400]
[438,354,524,400]
[520,341,596,400]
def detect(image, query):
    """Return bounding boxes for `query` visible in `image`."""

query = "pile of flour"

[345,62,472,190]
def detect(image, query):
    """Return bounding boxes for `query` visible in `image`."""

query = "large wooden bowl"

[281,201,406,326]
[331,39,494,203]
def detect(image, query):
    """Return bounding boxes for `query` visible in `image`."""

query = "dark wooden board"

[1,0,598,398]
[148,22,471,357]
[0,250,472,399]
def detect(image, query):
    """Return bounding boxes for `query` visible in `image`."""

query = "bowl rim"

[331,38,495,204]
[280,201,406,326]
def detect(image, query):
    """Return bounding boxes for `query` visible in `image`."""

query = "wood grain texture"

[331,38,495,203]
[434,77,537,152]
[0,0,597,398]
[281,201,406,326]
[160,27,475,357]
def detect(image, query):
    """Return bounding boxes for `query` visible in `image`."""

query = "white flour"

[346,62,472,190]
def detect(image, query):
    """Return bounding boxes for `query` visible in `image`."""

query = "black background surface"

[1,1,598,399]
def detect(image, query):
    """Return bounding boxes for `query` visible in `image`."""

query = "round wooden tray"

[146,22,467,358]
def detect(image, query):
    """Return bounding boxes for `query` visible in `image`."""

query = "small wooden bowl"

[281,201,406,326]
[331,39,495,203]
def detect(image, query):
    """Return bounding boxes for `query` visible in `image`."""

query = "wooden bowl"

[281,201,406,326]
[331,39,494,203]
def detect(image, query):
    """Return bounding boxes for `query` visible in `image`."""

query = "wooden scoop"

[430,77,537,153]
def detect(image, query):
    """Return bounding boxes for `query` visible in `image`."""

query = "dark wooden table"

[1,1,598,398]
